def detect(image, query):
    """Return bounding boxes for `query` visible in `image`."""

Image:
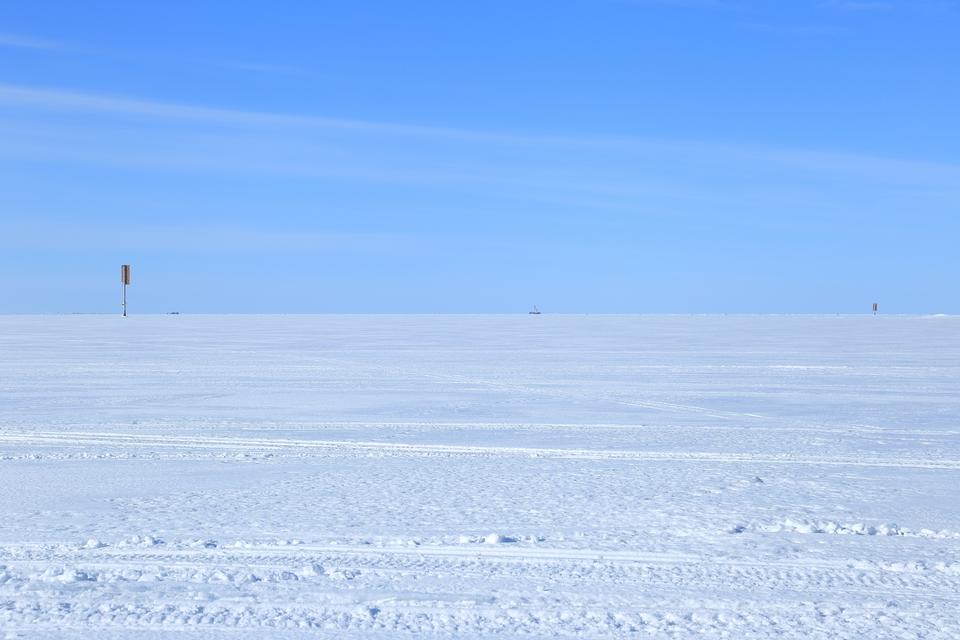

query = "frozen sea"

[1,314,958,638]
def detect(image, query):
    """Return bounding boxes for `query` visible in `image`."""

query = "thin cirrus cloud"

[739,22,849,35]
[0,83,499,139]
[820,1,895,9]
[0,83,955,268]
[0,31,300,75]
[820,0,955,9]
[1,82,958,191]
[0,83,600,146]
[0,32,75,52]
[0,83,956,235]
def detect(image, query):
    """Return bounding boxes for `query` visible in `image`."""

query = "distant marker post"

[121,264,131,317]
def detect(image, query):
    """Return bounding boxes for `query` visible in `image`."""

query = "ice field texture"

[1,314,959,638]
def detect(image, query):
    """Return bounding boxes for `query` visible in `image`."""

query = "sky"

[1,1,957,314]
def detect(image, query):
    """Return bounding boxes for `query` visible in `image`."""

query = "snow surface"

[0,314,958,638]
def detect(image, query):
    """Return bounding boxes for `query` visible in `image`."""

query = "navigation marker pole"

[121,264,131,317]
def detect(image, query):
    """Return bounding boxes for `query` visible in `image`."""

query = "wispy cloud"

[829,0,896,11]
[0,33,302,77]
[741,22,849,35]
[0,32,72,52]
[821,0,955,10]
[0,83,571,143]
[0,83,957,212]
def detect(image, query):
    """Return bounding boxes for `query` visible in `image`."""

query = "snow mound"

[732,518,960,539]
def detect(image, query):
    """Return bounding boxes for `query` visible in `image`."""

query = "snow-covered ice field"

[1,314,958,638]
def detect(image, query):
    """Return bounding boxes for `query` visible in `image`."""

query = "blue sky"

[1,1,957,313]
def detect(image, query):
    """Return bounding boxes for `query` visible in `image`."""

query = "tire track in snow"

[12,418,956,435]
[5,541,960,597]
[3,430,960,469]
[4,541,960,636]
[7,541,960,577]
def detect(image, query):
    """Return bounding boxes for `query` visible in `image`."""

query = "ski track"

[2,314,960,638]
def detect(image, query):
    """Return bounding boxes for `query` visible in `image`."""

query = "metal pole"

[121,264,130,317]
